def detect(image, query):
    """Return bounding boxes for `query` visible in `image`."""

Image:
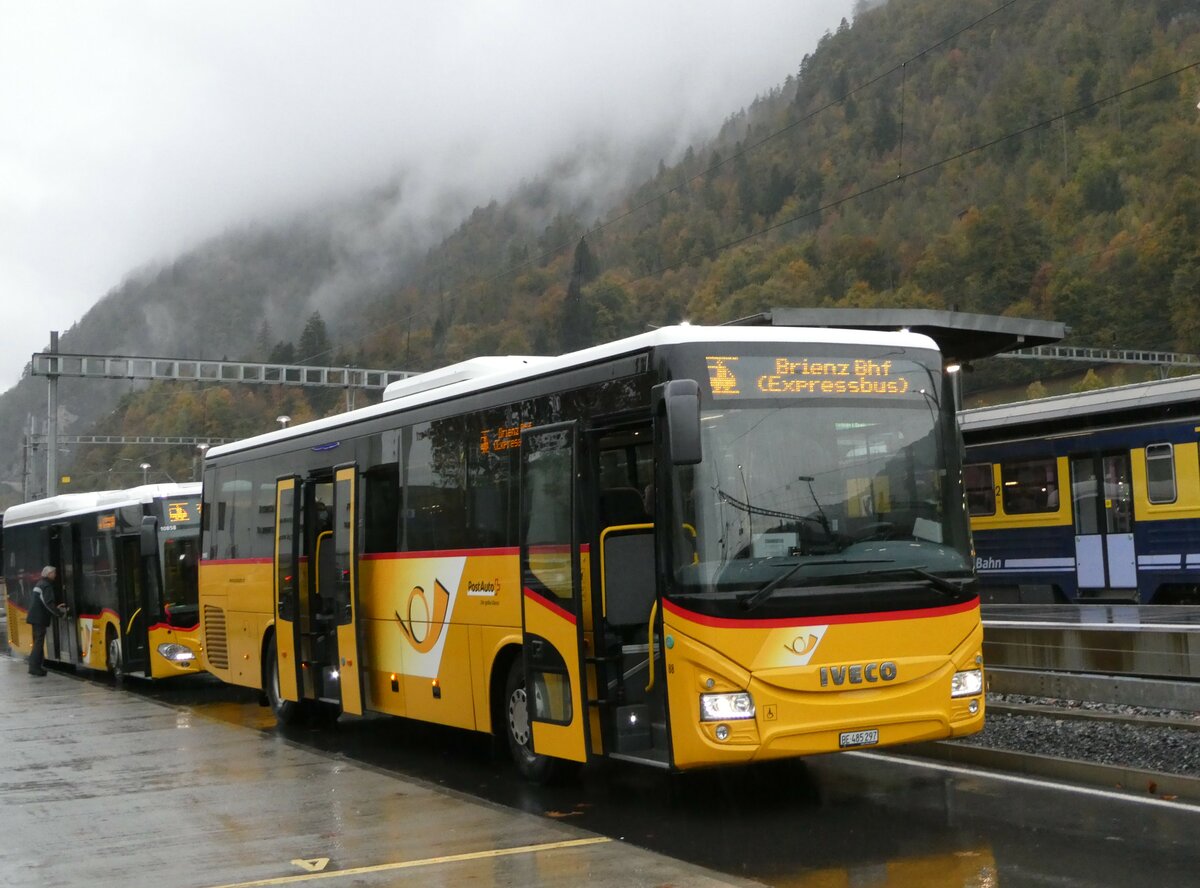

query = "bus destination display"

[166,500,201,524]
[706,355,915,398]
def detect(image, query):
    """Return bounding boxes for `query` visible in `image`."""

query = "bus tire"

[106,626,123,682]
[265,635,306,726]
[504,657,558,783]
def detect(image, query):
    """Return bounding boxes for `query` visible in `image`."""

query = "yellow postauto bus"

[4,484,204,678]
[198,325,984,778]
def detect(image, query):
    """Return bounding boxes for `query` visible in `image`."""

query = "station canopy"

[728,308,1066,364]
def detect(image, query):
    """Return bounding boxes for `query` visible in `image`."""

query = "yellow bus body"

[661,598,983,767]
[7,601,202,678]
[201,549,982,767]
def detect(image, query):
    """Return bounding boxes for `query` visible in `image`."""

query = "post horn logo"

[395,579,450,653]
[784,633,819,656]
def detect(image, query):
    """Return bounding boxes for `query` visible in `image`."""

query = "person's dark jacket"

[25,578,59,627]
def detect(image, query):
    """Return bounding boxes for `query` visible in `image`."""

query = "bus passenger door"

[273,476,304,706]
[332,465,364,715]
[1071,453,1137,594]
[519,423,589,765]
[119,529,152,675]
[592,426,668,766]
[48,523,81,664]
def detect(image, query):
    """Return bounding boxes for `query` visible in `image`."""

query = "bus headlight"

[157,643,196,662]
[700,692,755,721]
[951,669,983,698]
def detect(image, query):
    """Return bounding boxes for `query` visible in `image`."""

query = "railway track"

[893,689,1200,803]
[887,605,1200,801]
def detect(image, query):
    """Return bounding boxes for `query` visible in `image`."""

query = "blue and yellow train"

[960,374,1200,604]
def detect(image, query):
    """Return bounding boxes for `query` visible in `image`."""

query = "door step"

[607,751,670,769]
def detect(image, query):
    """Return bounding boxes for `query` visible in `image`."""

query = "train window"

[1000,458,1060,514]
[1145,443,1176,504]
[964,464,995,516]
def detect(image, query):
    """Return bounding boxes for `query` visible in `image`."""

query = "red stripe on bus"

[202,557,274,566]
[523,587,577,625]
[661,596,979,629]
[148,622,200,632]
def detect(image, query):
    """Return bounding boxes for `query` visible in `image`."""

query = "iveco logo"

[819,661,898,686]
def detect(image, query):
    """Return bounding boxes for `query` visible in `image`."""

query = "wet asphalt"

[4,651,1200,887]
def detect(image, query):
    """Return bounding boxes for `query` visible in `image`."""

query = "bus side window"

[964,464,995,516]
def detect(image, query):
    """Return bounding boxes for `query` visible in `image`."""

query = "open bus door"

[269,468,363,720]
[331,464,364,715]
[47,523,80,665]
[518,423,589,769]
[113,516,159,676]
[272,476,304,707]
[590,423,670,767]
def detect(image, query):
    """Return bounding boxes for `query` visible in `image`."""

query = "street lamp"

[140,462,151,485]
[193,443,209,481]
[945,363,963,413]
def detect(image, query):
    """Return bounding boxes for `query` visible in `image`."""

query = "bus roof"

[959,373,1200,435]
[2,483,201,529]
[207,324,940,460]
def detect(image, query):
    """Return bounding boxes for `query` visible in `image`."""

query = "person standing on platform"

[26,565,64,676]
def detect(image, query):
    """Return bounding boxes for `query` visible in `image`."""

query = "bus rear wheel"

[265,635,306,726]
[504,658,559,783]
[106,627,123,681]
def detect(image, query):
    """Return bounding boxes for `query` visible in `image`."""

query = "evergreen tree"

[297,312,331,366]
[560,238,599,351]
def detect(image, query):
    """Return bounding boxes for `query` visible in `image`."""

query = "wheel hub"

[508,687,530,745]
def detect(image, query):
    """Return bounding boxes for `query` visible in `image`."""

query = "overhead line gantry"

[29,337,416,499]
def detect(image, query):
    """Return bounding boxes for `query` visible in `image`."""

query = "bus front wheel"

[504,658,559,783]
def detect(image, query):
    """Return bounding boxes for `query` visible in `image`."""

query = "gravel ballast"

[953,693,1200,777]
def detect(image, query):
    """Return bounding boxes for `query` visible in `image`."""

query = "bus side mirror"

[664,379,702,466]
[140,516,159,558]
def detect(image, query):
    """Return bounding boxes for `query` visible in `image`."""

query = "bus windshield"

[157,495,201,627]
[669,347,974,619]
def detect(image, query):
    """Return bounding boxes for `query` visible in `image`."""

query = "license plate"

[839,729,879,748]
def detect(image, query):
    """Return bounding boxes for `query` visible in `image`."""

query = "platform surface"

[0,656,756,888]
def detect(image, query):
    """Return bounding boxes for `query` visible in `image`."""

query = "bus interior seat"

[602,531,656,628]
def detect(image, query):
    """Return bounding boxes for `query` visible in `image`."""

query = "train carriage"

[961,375,1200,604]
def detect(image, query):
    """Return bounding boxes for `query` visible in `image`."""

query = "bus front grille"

[203,605,229,670]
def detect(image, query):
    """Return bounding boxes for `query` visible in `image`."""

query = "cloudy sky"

[1,0,854,391]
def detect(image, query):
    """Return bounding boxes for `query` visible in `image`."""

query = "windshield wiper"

[715,488,828,528]
[856,565,965,597]
[739,558,889,612]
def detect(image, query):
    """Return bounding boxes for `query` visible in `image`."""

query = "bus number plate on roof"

[839,729,879,749]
